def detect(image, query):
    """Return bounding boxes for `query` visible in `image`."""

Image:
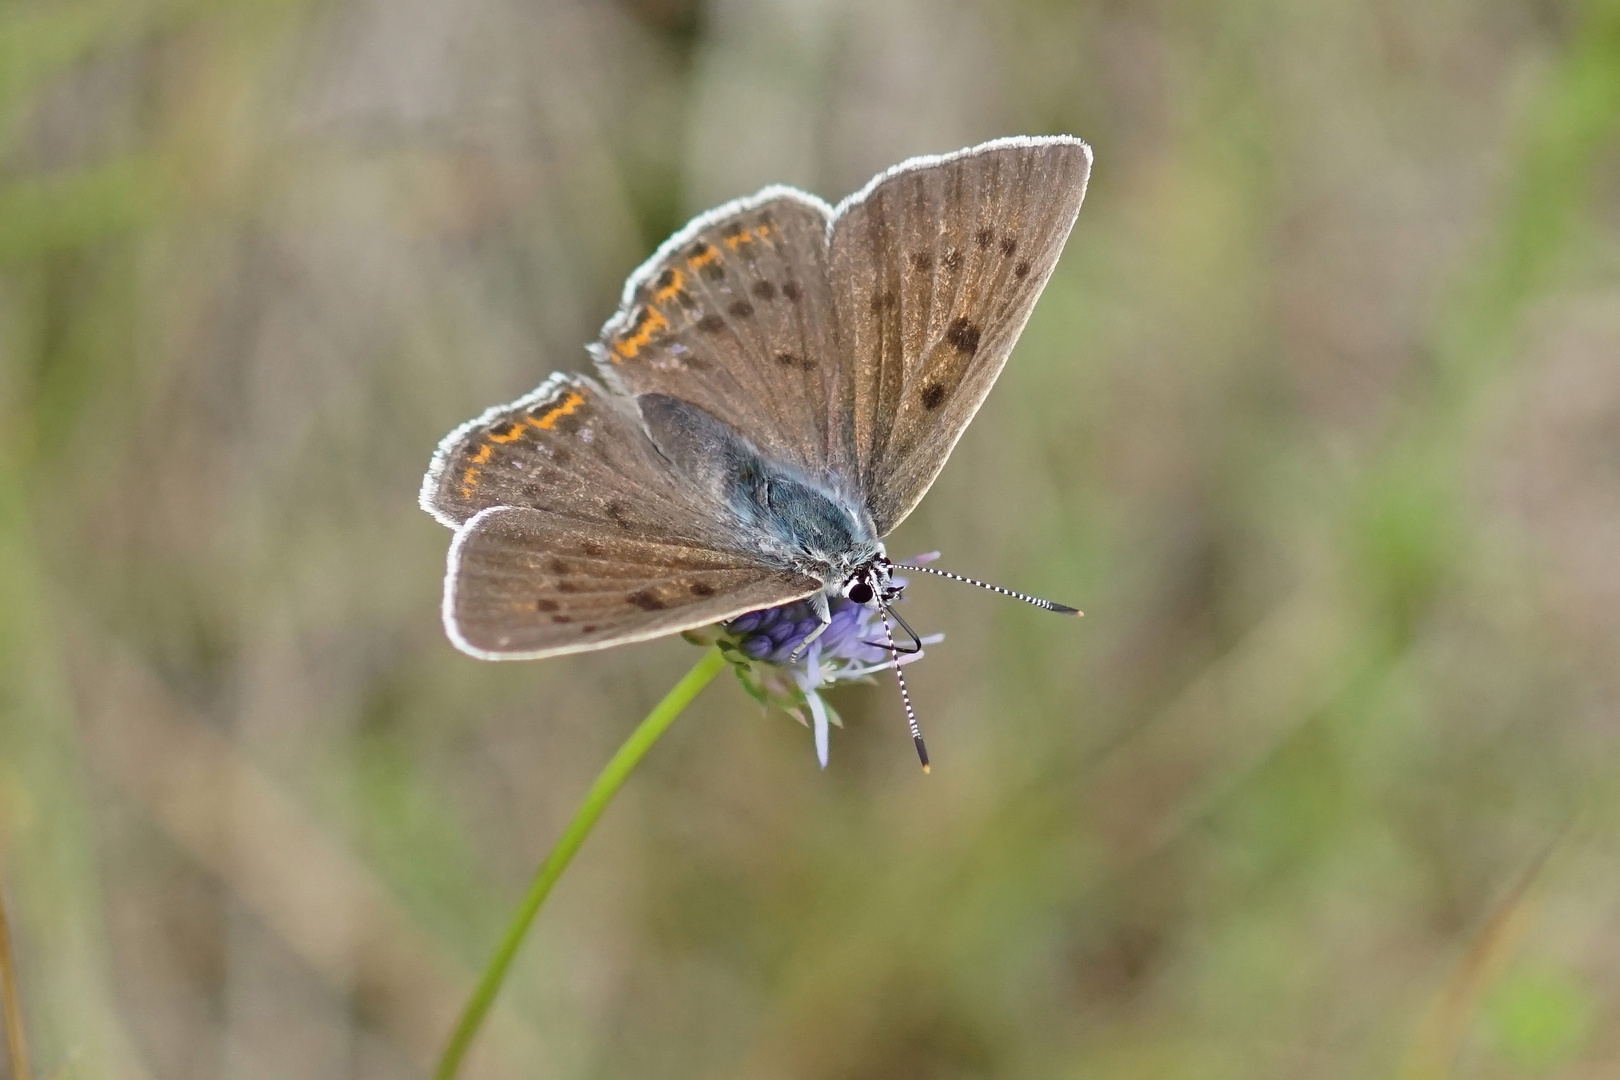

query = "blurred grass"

[1,0,1619,1078]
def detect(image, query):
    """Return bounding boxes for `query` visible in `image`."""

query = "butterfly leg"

[787,591,833,663]
[860,603,924,655]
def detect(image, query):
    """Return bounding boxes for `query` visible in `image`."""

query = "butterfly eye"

[847,580,874,605]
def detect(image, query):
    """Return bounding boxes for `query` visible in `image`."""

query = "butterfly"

[421,136,1091,763]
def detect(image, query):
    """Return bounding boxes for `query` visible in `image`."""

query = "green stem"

[435,648,729,1079]
[0,876,35,1080]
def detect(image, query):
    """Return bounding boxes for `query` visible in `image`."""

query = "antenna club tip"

[921,763,932,774]
[1049,602,1083,617]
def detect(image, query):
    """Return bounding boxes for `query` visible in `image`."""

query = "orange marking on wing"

[458,443,496,499]
[611,308,669,362]
[687,247,720,270]
[723,224,773,251]
[529,390,586,429]
[454,390,583,498]
[654,268,685,302]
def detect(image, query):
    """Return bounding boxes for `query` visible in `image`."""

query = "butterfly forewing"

[590,192,855,491]
[448,506,819,659]
[828,137,1091,535]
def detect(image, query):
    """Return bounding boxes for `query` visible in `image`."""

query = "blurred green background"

[3,0,1620,1077]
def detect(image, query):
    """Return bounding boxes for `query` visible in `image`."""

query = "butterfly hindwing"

[447,506,818,659]
[421,373,737,551]
[828,137,1091,535]
[589,192,856,492]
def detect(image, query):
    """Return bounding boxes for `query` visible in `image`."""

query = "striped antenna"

[893,563,1082,616]
[881,610,930,773]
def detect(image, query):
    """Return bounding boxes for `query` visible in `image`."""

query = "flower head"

[684,563,942,768]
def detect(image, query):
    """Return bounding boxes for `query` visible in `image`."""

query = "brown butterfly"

[421,136,1092,763]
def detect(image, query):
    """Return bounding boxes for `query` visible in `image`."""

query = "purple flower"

[683,559,943,768]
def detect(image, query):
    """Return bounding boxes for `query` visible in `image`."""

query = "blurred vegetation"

[2,0,1620,1077]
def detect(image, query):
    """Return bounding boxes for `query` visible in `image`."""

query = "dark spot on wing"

[688,242,711,259]
[582,540,604,557]
[606,502,632,530]
[728,299,755,318]
[751,279,777,300]
[549,559,570,575]
[489,420,521,440]
[974,227,995,248]
[627,588,667,611]
[656,268,677,289]
[689,581,715,597]
[699,262,726,281]
[696,313,725,333]
[557,582,581,593]
[1014,260,1031,278]
[781,281,802,301]
[908,251,933,272]
[999,236,1018,256]
[581,624,598,633]
[551,615,572,624]
[775,350,815,370]
[675,289,695,307]
[536,598,559,612]
[943,248,963,271]
[550,448,571,466]
[721,222,743,238]
[921,382,947,410]
[945,317,981,355]
[871,290,896,313]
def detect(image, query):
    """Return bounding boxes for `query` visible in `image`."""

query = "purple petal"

[729,611,766,634]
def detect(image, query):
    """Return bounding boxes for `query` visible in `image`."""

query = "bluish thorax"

[732,463,886,585]
[637,392,885,589]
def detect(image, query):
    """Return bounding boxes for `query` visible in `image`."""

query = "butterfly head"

[838,554,902,609]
